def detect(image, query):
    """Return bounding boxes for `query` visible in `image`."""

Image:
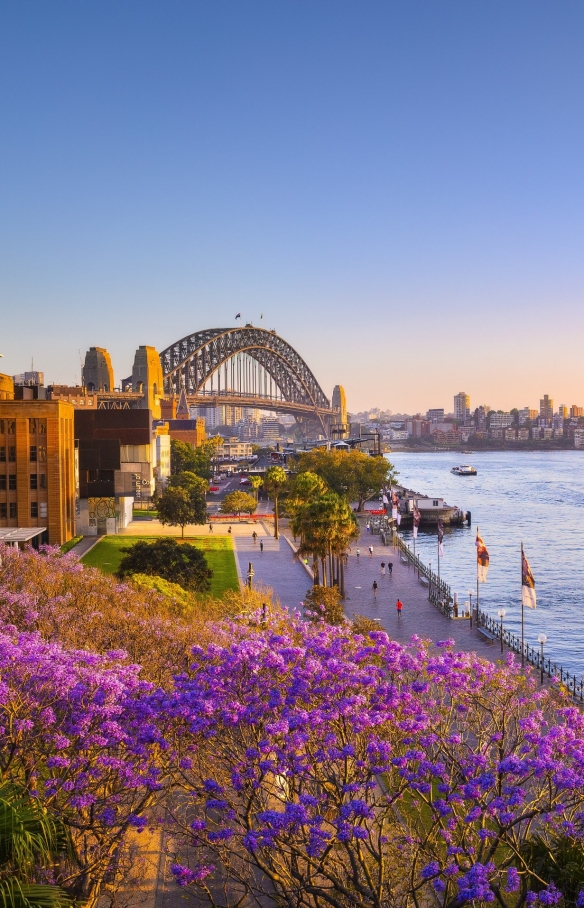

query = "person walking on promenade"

[209,522,213,533]
[372,580,378,598]
[228,525,232,534]
[356,548,360,559]
[388,561,393,576]
[260,540,264,553]
[396,598,403,617]
[380,561,386,576]
[368,546,373,557]
[252,531,258,544]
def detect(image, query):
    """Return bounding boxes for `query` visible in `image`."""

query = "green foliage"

[157,486,202,535]
[304,585,345,625]
[117,537,213,592]
[221,491,257,517]
[0,782,73,907]
[521,834,584,905]
[294,448,396,510]
[263,465,287,494]
[59,536,82,555]
[168,471,208,523]
[285,471,328,516]
[170,439,198,475]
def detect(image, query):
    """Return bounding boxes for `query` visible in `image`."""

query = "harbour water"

[389,450,584,676]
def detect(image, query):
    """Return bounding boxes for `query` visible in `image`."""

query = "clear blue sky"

[1,1,583,413]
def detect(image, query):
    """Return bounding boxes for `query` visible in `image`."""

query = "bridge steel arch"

[160,327,332,435]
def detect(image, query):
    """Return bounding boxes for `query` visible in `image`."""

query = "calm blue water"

[389,451,584,676]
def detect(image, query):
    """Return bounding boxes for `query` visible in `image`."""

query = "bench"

[419,576,429,587]
[477,626,497,646]
[400,556,409,565]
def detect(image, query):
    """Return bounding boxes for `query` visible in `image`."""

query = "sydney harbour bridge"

[159,325,346,438]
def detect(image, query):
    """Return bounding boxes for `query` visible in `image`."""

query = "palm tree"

[291,492,358,594]
[248,475,263,502]
[263,466,287,539]
[0,782,73,907]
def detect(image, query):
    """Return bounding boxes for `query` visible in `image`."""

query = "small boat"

[451,465,477,476]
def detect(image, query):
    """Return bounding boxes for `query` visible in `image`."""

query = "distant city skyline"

[2,2,584,411]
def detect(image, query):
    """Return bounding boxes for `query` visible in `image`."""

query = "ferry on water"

[451,464,477,476]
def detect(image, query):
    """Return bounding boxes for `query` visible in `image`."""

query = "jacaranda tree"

[161,617,584,908]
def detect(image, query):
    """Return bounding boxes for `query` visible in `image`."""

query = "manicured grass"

[81,535,239,597]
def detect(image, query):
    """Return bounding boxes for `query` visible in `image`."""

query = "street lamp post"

[468,590,473,628]
[497,608,507,653]
[538,633,547,685]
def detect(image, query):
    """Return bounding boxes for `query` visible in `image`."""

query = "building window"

[9,503,17,519]
[30,445,37,462]
[39,502,47,518]
[7,421,15,434]
[39,474,47,490]
[29,418,38,434]
[9,475,16,491]
[31,502,38,518]
[0,475,5,490]
[38,419,47,434]
[0,447,5,462]
[0,503,6,518]
[0,420,4,433]
[8,447,15,462]
[38,446,46,463]
[30,474,38,490]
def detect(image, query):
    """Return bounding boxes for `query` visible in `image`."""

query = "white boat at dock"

[451,464,477,476]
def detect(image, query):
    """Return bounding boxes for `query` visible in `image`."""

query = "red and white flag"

[476,532,489,583]
[437,519,444,557]
[521,545,536,609]
[413,505,421,539]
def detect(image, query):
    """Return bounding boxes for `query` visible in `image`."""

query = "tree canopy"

[294,447,396,510]
[167,471,208,524]
[156,486,201,536]
[220,491,257,518]
[117,537,213,592]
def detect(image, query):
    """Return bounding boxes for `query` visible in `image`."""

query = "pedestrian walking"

[356,548,360,558]
[372,580,378,598]
[209,522,213,533]
[366,523,370,534]
[252,531,258,544]
[228,525,232,534]
[368,546,373,557]
[396,598,403,617]
[260,540,264,553]
[380,562,386,576]
[388,561,393,575]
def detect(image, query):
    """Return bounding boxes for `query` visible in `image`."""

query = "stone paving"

[233,530,312,609]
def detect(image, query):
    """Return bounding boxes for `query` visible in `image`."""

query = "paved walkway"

[233,530,311,610]
[66,536,102,559]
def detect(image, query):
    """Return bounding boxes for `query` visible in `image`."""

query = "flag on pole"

[476,532,489,582]
[235,313,241,320]
[413,505,421,539]
[437,519,444,557]
[521,546,536,609]
[391,488,399,520]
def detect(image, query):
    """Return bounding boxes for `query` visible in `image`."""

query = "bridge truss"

[160,326,333,435]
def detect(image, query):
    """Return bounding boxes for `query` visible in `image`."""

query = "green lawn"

[81,535,239,597]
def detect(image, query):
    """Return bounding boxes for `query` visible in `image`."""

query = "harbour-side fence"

[476,608,584,702]
[390,530,584,701]
[391,530,453,617]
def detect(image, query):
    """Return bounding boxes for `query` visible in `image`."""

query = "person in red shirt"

[396,598,403,617]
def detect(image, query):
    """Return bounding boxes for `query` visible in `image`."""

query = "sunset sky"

[1,2,583,413]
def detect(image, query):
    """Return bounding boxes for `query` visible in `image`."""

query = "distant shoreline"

[389,445,583,454]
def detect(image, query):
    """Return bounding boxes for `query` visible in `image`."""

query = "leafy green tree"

[117,537,213,591]
[285,471,328,517]
[295,448,396,511]
[168,471,208,523]
[170,439,198,475]
[0,782,73,907]
[263,465,287,539]
[221,491,257,520]
[156,487,199,537]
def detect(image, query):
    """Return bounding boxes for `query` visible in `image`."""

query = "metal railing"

[392,530,453,616]
[476,608,584,701]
